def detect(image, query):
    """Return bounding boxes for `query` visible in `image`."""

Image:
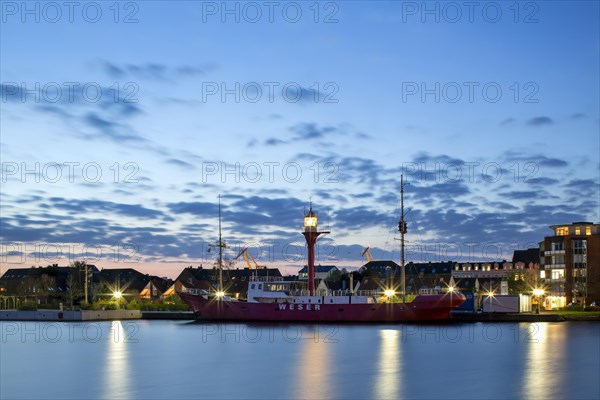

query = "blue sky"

[1,1,599,277]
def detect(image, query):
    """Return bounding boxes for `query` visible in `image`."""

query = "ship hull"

[178,292,465,322]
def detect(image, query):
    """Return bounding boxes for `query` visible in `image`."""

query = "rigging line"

[383,197,402,255]
[407,208,424,263]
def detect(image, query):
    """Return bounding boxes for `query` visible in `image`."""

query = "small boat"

[178,177,465,322]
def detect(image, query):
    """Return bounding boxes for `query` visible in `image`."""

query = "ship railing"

[290,290,379,297]
[249,275,284,282]
[182,287,207,296]
[355,290,378,297]
[418,288,443,295]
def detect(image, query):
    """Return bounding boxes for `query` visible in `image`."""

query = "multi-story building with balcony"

[541,222,600,308]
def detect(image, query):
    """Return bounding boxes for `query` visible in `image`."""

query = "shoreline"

[2,309,599,322]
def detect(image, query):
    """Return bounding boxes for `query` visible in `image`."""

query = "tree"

[504,269,540,295]
[213,257,235,270]
[71,261,89,304]
[38,274,55,305]
[326,269,342,282]
[65,271,83,310]
[18,273,38,304]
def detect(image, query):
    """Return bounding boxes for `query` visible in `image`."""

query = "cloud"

[9,80,147,147]
[537,157,568,168]
[570,113,587,119]
[166,158,195,169]
[526,116,553,126]
[333,205,392,230]
[283,86,325,104]
[167,201,219,217]
[564,178,597,189]
[1,83,22,102]
[523,177,559,185]
[82,113,147,143]
[502,150,568,168]
[265,138,287,146]
[262,122,367,147]
[501,191,540,200]
[290,123,337,140]
[48,197,167,220]
[500,118,516,126]
[264,123,339,146]
[102,61,217,80]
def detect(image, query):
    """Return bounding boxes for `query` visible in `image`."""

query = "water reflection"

[524,323,564,399]
[104,321,131,399]
[295,329,331,399]
[375,329,401,399]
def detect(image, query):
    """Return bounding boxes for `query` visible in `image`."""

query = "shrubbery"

[17,302,37,311]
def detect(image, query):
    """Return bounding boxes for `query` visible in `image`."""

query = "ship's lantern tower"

[302,205,329,296]
[304,212,318,232]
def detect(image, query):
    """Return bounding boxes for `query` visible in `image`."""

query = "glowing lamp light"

[487,291,494,298]
[113,291,123,299]
[533,289,545,296]
[448,286,456,293]
[384,289,396,297]
[215,291,225,298]
[304,216,317,228]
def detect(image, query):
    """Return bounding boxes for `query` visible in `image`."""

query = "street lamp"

[487,291,494,313]
[533,288,544,314]
[112,291,123,309]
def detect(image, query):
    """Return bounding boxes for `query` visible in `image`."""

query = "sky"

[1,1,599,278]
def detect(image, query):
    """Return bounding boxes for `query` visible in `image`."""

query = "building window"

[575,227,581,235]
[555,227,569,236]
[551,255,565,265]
[586,226,592,235]
[551,242,564,251]
[573,269,587,278]
[540,271,546,279]
[551,269,565,280]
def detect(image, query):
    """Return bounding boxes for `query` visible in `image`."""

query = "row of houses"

[0,264,175,305]
[0,257,534,305]
[0,264,286,306]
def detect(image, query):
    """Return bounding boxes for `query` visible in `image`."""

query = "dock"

[0,309,141,321]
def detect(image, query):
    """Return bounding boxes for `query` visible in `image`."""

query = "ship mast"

[399,175,407,303]
[218,194,224,293]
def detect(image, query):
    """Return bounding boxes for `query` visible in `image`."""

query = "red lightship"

[179,178,465,322]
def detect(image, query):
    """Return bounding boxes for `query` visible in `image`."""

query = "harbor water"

[1,320,599,399]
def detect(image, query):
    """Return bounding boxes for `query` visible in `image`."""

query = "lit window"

[555,227,569,236]
[540,271,546,279]
[551,269,565,280]
[586,227,592,235]
[575,227,581,235]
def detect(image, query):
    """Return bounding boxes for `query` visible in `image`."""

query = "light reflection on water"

[376,329,401,399]
[295,330,331,399]
[524,322,551,400]
[104,321,130,399]
[1,321,598,400]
